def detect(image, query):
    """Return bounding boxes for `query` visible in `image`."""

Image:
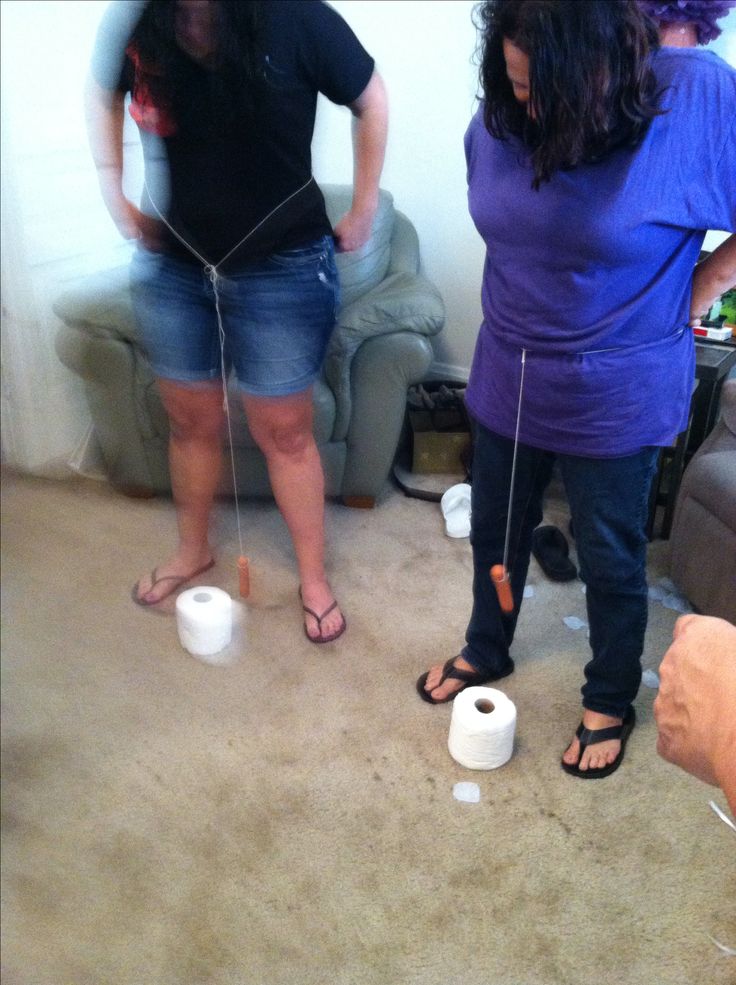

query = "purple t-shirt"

[464,47,736,457]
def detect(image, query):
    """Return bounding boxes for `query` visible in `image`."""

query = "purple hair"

[638,1,736,44]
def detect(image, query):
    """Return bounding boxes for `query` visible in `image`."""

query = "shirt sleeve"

[89,0,147,93]
[654,50,736,233]
[296,1,376,105]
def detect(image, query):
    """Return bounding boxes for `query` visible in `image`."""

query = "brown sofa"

[669,378,736,621]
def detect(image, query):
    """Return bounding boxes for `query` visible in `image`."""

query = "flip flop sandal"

[440,483,472,538]
[561,706,636,779]
[300,589,346,644]
[416,656,513,704]
[132,558,215,607]
[532,525,578,582]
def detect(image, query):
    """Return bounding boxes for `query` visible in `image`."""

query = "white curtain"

[1,0,133,475]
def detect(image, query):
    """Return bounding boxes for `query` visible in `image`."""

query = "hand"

[688,268,720,327]
[333,208,375,253]
[654,615,736,809]
[98,173,168,252]
[112,200,167,252]
[688,296,719,328]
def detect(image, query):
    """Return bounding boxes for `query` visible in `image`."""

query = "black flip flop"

[416,656,513,704]
[532,525,577,582]
[561,706,636,779]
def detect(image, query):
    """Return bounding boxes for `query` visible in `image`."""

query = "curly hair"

[637,1,736,45]
[475,0,665,188]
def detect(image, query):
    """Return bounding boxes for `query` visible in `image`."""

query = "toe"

[423,664,445,693]
[562,737,580,766]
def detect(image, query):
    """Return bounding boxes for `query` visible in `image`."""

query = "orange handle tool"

[238,556,250,599]
[490,564,514,614]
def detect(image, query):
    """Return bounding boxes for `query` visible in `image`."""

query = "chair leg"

[342,495,375,509]
[119,484,157,499]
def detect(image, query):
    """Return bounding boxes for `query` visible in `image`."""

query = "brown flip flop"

[299,588,346,644]
[132,558,215,607]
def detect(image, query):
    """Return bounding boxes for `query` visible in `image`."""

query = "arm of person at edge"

[689,233,736,325]
[654,614,736,816]
[333,71,388,253]
[84,74,167,251]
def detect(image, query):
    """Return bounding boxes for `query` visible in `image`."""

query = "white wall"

[313,1,736,380]
[312,0,482,378]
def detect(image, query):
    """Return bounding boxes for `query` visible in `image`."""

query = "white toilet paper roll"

[448,686,516,770]
[176,586,232,661]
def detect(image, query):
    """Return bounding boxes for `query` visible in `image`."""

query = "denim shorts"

[129,235,340,397]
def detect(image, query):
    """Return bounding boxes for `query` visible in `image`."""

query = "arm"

[84,73,165,249]
[653,614,736,814]
[689,233,736,325]
[333,71,388,253]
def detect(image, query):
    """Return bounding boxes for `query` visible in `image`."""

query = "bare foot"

[562,710,624,772]
[134,551,215,605]
[300,579,345,642]
[422,655,477,702]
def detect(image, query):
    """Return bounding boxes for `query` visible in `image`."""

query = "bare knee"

[244,391,315,461]
[257,422,313,459]
[160,384,225,442]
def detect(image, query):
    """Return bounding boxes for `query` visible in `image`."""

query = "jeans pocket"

[267,236,331,268]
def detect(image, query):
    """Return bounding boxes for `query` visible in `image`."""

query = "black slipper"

[561,706,636,779]
[416,656,513,704]
[532,525,577,582]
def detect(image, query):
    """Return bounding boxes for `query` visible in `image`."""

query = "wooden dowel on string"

[238,555,250,598]
[491,564,514,613]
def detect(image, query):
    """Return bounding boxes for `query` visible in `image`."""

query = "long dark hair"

[128,0,265,127]
[475,0,664,188]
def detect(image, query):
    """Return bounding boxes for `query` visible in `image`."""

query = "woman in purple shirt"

[417,0,735,779]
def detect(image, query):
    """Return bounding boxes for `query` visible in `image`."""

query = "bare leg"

[243,388,344,640]
[135,380,224,603]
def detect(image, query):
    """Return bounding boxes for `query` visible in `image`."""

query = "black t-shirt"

[91,0,375,269]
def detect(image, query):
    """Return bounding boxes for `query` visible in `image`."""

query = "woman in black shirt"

[86,0,387,641]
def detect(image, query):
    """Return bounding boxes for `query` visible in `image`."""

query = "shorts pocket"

[267,236,332,268]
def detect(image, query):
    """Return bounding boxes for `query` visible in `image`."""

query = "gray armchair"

[669,378,736,621]
[54,185,445,507]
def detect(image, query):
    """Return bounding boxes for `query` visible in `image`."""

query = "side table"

[690,339,736,451]
[648,338,736,539]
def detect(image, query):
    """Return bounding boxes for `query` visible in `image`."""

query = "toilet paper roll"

[448,686,516,770]
[176,586,232,661]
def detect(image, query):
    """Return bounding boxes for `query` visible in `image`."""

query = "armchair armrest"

[387,212,421,276]
[52,266,140,346]
[324,270,445,438]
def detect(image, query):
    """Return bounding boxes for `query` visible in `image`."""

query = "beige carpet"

[2,468,734,985]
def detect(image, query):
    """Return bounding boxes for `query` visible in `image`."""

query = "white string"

[706,801,736,955]
[140,175,315,560]
[709,799,736,834]
[502,347,527,575]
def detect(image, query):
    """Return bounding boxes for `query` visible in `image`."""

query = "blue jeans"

[463,421,659,718]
